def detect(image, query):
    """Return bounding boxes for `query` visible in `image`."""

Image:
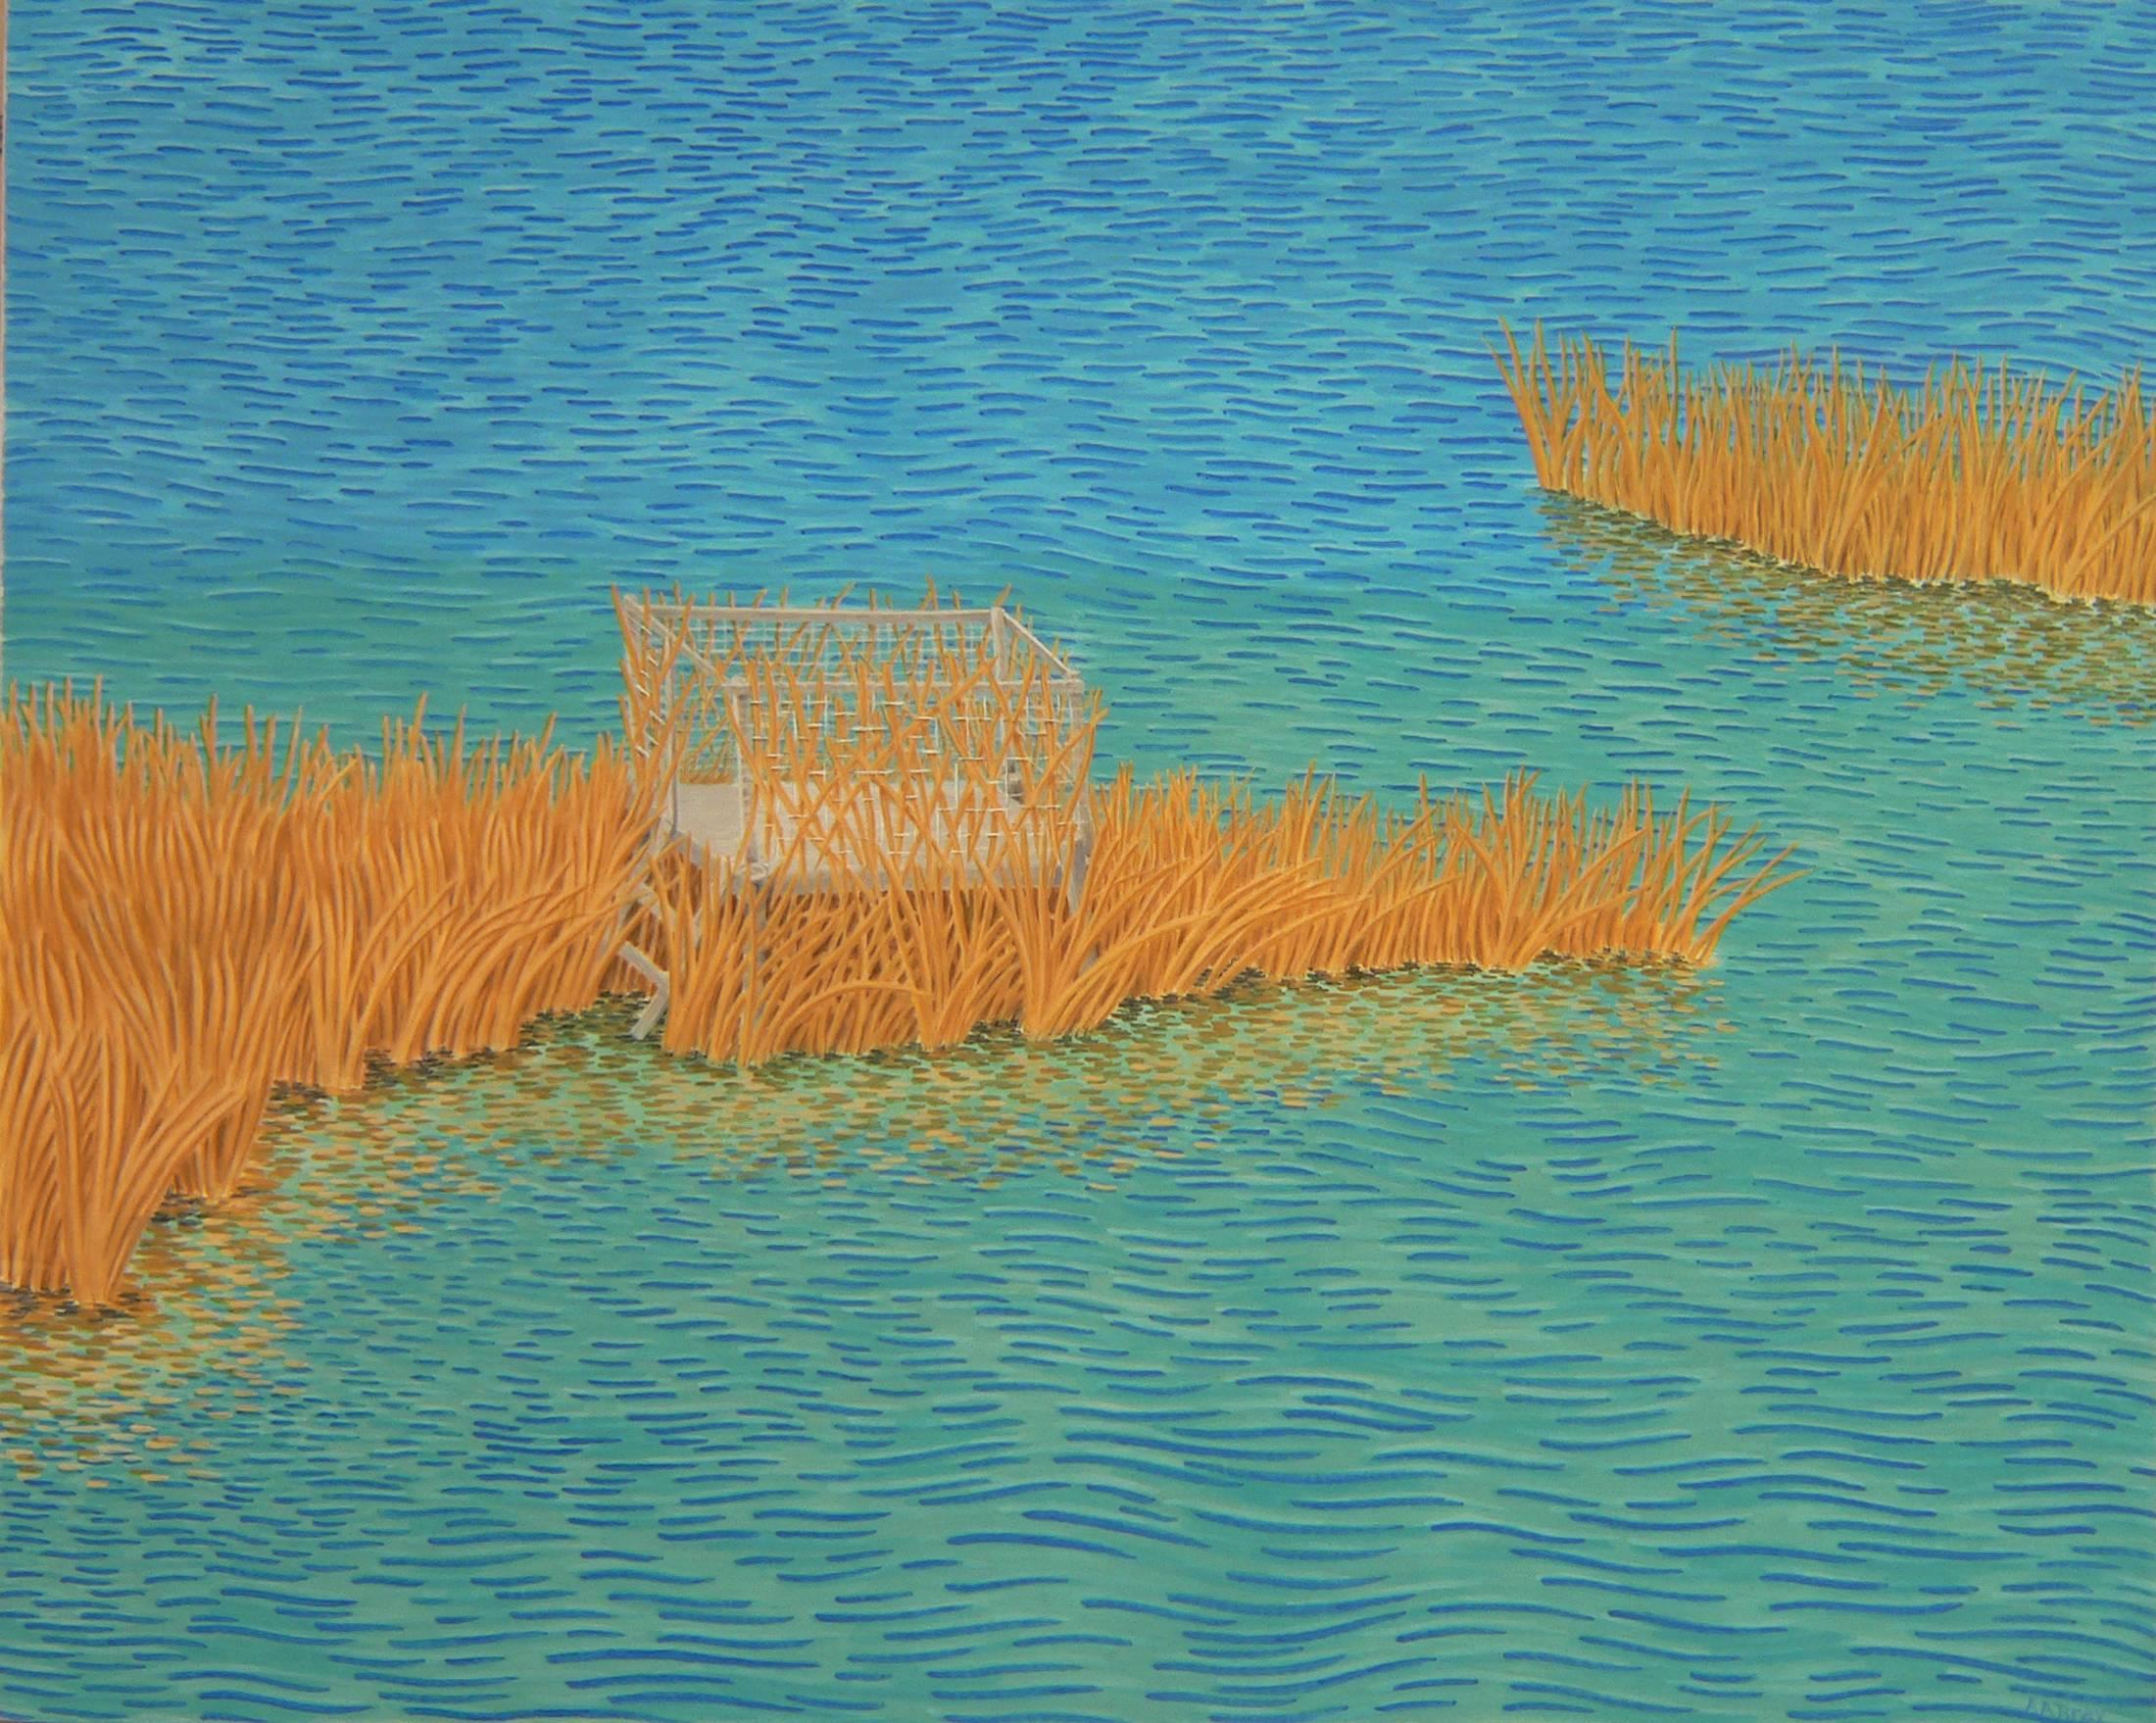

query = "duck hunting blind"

[614,592,1101,1041]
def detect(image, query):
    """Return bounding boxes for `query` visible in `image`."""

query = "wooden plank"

[631,977,669,1041]
[1002,612,1081,679]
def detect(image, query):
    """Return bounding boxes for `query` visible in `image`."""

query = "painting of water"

[4,3,2153,1719]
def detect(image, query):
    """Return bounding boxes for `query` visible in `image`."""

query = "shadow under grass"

[0,957,1726,1478]
[1540,493,2156,725]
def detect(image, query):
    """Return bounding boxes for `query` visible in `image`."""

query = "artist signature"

[2024,1698,2111,1723]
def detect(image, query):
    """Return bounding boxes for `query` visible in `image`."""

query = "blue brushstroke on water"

[6,1,2156,1720]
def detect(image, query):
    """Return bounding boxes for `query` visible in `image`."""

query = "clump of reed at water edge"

[3,615,1800,1308]
[0,684,660,1307]
[627,763,1800,1067]
[1494,320,2156,605]
[614,584,1801,1066]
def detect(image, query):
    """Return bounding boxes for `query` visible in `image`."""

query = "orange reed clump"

[645,765,1799,1066]
[1494,321,2156,604]
[1,610,1803,1307]
[615,586,1797,1070]
[0,682,662,1305]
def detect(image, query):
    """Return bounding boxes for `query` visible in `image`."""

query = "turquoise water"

[7,2,2156,1719]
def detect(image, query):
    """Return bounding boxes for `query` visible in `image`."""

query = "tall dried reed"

[647,763,1799,1067]
[3,591,1801,1306]
[1495,321,2156,604]
[1,683,661,1305]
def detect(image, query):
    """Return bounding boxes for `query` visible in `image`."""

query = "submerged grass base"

[1539,493,2156,723]
[1,682,1798,1307]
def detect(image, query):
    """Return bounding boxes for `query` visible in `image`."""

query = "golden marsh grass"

[645,763,1799,1067]
[3,601,1798,1306]
[0,684,658,1305]
[1495,322,2156,605]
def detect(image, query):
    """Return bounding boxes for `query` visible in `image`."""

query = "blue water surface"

[6,2,2156,1720]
